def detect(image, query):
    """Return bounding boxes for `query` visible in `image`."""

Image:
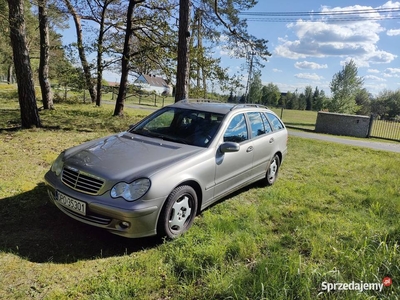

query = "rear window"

[265,113,284,131]
[247,112,266,137]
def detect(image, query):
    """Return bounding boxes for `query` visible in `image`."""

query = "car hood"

[63,132,202,181]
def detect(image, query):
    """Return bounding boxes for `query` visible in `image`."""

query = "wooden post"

[367,114,374,138]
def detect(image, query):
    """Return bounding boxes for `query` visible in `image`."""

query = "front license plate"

[57,191,86,216]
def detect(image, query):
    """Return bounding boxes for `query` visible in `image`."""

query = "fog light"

[120,221,130,229]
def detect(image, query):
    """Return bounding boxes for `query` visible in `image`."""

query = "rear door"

[265,112,287,161]
[246,111,274,178]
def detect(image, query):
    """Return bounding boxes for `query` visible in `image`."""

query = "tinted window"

[266,113,284,131]
[261,113,272,134]
[247,112,265,137]
[224,114,248,143]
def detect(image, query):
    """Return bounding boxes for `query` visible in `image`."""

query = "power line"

[244,16,400,23]
[239,8,400,16]
[239,7,400,22]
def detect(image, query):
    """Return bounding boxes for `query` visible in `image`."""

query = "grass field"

[0,91,399,299]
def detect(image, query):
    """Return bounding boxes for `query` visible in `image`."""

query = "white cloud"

[294,61,328,69]
[364,75,386,81]
[272,68,283,72]
[274,4,397,67]
[383,68,400,78]
[377,1,400,9]
[385,68,400,74]
[387,29,400,36]
[294,73,323,80]
[364,83,388,95]
[367,69,380,73]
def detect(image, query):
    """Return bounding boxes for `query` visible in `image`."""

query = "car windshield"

[130,107,225,147]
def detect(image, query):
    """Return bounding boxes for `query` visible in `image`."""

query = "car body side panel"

[213,139,254,200]
[271,129,288,162]
[251,133,274,178]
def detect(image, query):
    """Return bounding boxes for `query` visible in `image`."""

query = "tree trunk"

[95,27,104,107]
[113,0,145,116]
[95,4,107,107]
[7,0,41,128]
[7,63,13,84]
[38,0,54,110]
[175,0,191,102]
[63,0,97,103]
[197,12,207,98]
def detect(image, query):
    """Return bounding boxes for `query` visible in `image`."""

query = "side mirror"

[219,142,240,153]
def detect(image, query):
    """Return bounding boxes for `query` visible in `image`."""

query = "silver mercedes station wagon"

[45,100,288,238]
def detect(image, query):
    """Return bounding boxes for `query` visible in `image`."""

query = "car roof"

[170,99,271,115]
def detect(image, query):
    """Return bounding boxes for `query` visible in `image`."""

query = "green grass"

[0,91,399,299]
[271,108,317,130]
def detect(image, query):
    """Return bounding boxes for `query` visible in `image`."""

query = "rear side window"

[261,113,272,134]
[247,112,266,137]
[266,113,284,131]
[224,114,248,143]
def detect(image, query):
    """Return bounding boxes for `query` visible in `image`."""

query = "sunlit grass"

[271,107,317,130]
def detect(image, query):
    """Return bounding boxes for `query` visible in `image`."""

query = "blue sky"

[74,1,400,96]
[218,0,400,96]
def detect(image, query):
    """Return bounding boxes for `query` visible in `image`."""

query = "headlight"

[51,152,64,176]
[111,178,151,201]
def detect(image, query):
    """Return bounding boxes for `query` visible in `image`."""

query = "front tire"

[157,185,198,239]
[265,154,280,186]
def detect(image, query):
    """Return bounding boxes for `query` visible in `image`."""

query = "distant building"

[134,74,172,96]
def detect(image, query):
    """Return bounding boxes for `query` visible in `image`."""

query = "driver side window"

[223,114,248,143]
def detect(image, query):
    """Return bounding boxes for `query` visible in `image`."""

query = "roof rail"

[177,98,222,103]
[230,103,268,111]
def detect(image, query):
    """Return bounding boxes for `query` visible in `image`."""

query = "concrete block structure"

[315,111,370,138]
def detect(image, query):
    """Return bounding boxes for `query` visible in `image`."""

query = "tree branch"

[213,0,250,45]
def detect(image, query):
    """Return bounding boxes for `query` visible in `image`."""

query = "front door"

[214,113,254,199]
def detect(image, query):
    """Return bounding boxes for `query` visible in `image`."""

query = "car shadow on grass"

[0,183,162,264]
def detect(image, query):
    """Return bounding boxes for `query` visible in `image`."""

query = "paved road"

[289,130,400,153]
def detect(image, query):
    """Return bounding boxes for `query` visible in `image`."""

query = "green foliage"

[248,70,263,103]
[372,89,400,120]
[355,88,371,115]
[304,85,313,110]
[312,86,326,111]
[261,83,280,107]
[283,91,300,110]
[329,60,364,114]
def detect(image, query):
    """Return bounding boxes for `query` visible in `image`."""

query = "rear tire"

[157,185,198,239]
[265,154,280,186]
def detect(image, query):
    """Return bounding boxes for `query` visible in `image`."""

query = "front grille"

[62,166,104,195]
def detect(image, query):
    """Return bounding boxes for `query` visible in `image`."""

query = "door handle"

[246,146,254,152]
[269,138,274,143]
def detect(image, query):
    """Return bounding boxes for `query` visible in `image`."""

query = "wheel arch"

[174,180,203,214]
[274,151,283,165]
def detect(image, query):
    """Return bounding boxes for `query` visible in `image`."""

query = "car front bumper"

[44,171,163,238]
